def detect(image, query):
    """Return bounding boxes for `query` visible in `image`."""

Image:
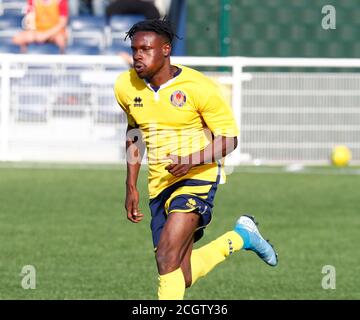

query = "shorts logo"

[185,198,197,209]
[170,90,186,107]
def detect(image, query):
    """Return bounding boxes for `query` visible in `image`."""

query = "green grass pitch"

[0,165,359,299]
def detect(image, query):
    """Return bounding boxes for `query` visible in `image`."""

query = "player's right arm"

[125,124,145,223]
[114,72,145,223]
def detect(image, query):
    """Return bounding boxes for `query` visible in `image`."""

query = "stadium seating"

[0,11,147,56]
[0,0,25,16]
[27,43,61,54]
[0,14,22,28]
[0,42,21,53]
[0,14,22,49]
[102,43,131,56]
[0,35,16,44]
[0,14,23,34]
[70,15,107,32]
[70,35,104,48]
[65,44,101,55]
[107,14,144,46]
[69,15,106,49]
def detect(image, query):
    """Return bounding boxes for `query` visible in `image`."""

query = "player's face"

[131,31,171,80]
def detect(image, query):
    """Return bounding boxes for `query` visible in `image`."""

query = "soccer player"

[114,19,278,300]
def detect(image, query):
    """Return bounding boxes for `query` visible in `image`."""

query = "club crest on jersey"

[170,90,186,107]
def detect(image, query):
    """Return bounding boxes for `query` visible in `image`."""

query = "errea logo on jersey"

[133,97,143,107]
[170,90,186,107]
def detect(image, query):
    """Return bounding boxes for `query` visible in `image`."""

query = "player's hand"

[125,187,144,223]
[164,154,194,177]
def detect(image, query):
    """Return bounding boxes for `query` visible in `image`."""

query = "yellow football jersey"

[114,65,239,199]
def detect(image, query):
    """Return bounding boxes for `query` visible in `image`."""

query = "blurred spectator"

[12,0,69,53]
[106,0,160,20]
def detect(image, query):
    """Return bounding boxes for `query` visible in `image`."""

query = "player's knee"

[156,248,181,274]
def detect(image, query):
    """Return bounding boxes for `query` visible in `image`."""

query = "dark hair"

[125,18,180,44]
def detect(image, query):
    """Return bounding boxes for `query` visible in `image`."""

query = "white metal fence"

[1,54,360,164]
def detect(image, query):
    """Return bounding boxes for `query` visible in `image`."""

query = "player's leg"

[177,225,244,288]
[180,236,194,288]
[152,180,278,298]
[179,231,239,288]
[162,182,244,287]
[189,215,278,288]
[179,182,278,287]
[189,229,244,287]
[156,211,200,300]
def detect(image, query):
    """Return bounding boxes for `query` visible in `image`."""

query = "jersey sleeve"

[196,80,239,137]
[114,74,137,128]
[59,0,69,17]
[27,0,33,12]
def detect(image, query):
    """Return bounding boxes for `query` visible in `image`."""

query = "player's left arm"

[165,81,239,177]
[165,135,237,177]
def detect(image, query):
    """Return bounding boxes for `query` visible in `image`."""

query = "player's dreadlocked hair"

[125,18,180,44]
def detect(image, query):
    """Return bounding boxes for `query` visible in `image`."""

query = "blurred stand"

[105,0,160,20]
[70,0,110,16]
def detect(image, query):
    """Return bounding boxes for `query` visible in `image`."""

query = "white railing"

[1,54,360,164]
